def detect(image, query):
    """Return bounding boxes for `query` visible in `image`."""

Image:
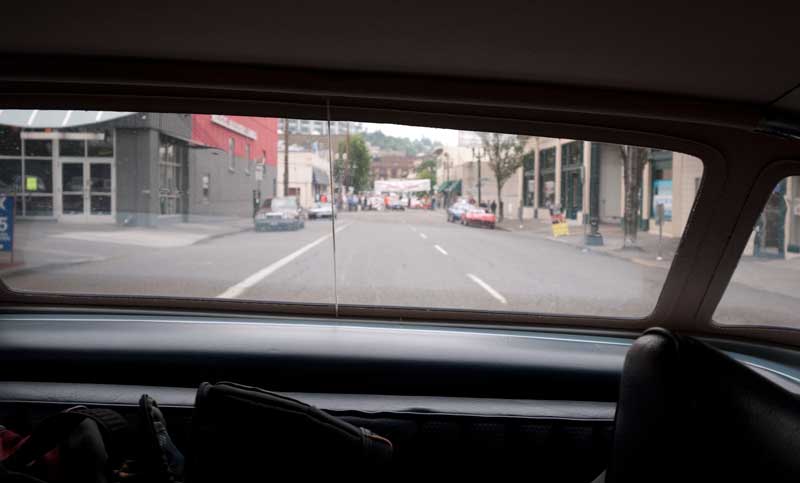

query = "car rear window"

[0,109,703,318]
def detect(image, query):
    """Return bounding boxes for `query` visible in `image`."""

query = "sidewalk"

[0,217,254,275]
[497,218,679,270]
[497,216,800,297]
[729,256,800,299]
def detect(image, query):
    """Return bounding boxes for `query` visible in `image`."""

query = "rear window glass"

[715,176,800,327]
[0,109,702,318]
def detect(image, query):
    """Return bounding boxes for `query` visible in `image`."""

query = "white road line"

[217,224,349,299]
[467,273,507,304]
[434,244,448,255]
[420,233,427,239]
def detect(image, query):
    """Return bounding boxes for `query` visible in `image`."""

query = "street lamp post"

[472,147,483,205]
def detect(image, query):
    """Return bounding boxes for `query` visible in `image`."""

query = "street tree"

[337,135,372,192]
[414,157,438,199]
[477,132,528,221]
[415,158,437,186]
[619,145,649,248]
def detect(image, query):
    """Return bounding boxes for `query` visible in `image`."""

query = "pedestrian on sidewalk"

[490,200,497,215]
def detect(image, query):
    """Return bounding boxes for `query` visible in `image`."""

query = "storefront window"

[539,147,556,207]
[560,141,584,219]
[88,129,114,157]
[25,159,53,194]
[159,136,186,215]
[561,141,582,166]
[650,152,674,221]
[60,139,86,157]
[522,152,534,206]
[24,196,53,216]
[0,158,21,192]
[0,126,21,156]
[24,139,52,157]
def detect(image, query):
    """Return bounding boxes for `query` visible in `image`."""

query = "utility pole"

[345,122,351,192]
[473,147,482,205]
[283,118,289,197]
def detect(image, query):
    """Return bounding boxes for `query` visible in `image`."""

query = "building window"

[0,126,22,156]
[245,144,252,175]
[560,141,584,219]
[228,138,235,172]
[87,129,114,157]
[59,139,85,157]
[539,147,556,207]
[159,136,187,216]
[650,159,672,221]
[522,152,535,206]
[561,141,582,167]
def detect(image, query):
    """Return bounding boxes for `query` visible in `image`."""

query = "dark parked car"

[254,196,305,231]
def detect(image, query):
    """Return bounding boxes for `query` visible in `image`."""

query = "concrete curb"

[0,256,111,277]
[1,224,253,276]
[533,232,672,269]
[192,224,253,245]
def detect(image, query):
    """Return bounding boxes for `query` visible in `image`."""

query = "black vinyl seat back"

[607,328,800,483]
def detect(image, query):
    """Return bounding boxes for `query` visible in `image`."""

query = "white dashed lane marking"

[217,224,350,299]
[466,273,507,304]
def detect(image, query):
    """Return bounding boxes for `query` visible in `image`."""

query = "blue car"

[447,202,471,222]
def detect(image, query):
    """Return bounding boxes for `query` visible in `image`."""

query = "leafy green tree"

[350,136,371,191]
[477,132,529,222]
[337,135,372,191]
[362,130,440,156]
[415,158,437,189]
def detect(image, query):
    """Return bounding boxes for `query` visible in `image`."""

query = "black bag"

[0,407,130,483]
[189,382,393,481]
[0,397,184,483]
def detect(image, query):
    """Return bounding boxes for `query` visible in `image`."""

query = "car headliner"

[1,1,799,111]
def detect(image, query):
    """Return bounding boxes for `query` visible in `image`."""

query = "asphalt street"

[5,209,799,322]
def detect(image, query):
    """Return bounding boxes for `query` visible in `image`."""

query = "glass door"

[89,162,112,219]
[61,161,85,219]
[60,160,114,222]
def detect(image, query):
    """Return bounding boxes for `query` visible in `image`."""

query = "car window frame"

[9,59,799,343]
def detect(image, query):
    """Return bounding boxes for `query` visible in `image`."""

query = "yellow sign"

[552,222,569,237]
[26,176,38,191]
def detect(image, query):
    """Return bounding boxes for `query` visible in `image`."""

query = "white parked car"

[308,202,335,219]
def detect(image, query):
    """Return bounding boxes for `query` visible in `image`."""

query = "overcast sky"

[363,122,459,146]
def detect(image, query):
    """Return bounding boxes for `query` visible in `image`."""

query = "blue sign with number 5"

[0,196,15,252]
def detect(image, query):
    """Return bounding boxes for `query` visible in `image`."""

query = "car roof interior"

[2,2,800,482]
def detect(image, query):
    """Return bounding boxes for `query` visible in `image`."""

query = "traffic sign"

[0,196,15,252]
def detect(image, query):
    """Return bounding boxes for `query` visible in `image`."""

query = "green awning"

[443,180,462,194]
[437,180,453,193]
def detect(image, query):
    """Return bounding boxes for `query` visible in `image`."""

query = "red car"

[461,207,496,229]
